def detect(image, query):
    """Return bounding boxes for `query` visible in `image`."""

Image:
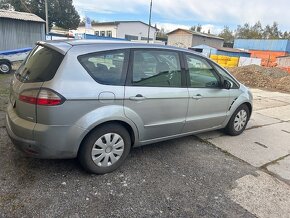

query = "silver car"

[6,40,253,174]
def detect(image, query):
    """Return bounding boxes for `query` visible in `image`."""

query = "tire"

[78,123,131,174]
[0,61,12,74]
[225,104,250,136]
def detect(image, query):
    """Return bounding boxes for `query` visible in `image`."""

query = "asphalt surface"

[0,121,257,218]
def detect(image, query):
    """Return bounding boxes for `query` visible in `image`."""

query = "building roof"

[0,9,45,23]
[81,20,158,30]
[216,46,250,53]
[192,44,250,54]
[167,28,224,40]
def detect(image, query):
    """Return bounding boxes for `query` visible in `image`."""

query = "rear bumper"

[5,105,87,159]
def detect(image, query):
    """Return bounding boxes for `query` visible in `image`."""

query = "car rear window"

[16,45,64,83]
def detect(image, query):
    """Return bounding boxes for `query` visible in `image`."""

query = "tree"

[79,18,99,27]
[196,24,202,32]
[262,22,282,39]
[2,0,80,30]
[250,21,263,39]
[190,24,202,32]
[156,27,168,41]
[0,0,13,10]
[218,26,234,43]
[190,26,196,32]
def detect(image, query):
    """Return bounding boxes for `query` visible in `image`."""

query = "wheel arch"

[77,119,138,155]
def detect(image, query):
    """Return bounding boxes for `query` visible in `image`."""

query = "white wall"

[77,25,117,37]
[238,57,262,66]
[168,34,193,48]
[117,22,157,40]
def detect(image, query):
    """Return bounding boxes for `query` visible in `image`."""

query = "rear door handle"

[192,94,203,100]
[129,94,146,101]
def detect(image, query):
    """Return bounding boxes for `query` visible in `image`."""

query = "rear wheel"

[78,124,131,174]
[225,104,250,136]
[0,61,11,74]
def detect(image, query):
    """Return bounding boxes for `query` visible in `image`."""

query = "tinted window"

[132,50,182,87]
[16,45,64,83]
[78,50,127,85]
[213,64,239,89]
[185,54,220,88]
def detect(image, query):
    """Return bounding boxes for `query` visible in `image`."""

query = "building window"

[141,37,153,41]
[100,31,105,37]
[94,31,99,36]
[125,34,138,41]
[106,31,112,37]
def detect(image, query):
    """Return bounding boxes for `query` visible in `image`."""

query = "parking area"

[0,86,290,217]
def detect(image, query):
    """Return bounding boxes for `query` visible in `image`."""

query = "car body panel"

[6,40,253,159]
[124,86,189,141]
[183,88,230,133]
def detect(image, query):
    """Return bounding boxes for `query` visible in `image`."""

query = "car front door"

[182,53,230,133]
[124,48,188,142]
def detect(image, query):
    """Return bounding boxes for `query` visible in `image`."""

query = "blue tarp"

[0,47,32,56]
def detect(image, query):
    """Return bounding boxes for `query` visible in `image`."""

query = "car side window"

[131,50,182,87]
[213,64,239,89]
[185,54,220,88]
[78,50,128,85]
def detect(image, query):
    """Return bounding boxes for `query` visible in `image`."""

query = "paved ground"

[197,88,290,217]
[0,128,256,218]
[0,86,290,217]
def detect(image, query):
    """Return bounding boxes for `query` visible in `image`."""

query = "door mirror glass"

[223,79,232,89]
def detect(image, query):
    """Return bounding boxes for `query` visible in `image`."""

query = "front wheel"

[78,123,131,174]
[225,104,250,136]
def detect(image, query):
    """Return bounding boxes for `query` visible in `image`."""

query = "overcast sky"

[73,0,290,34]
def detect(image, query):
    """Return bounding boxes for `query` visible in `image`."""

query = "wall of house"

[192,36,224,48]
[277,56,290,67]
[116,22,156,40]
[77,25,117,37]
[0,18,45,51]
[167,30,193,48]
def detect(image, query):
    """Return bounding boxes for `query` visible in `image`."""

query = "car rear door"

[124,48,188,142]
[182,53,230,133]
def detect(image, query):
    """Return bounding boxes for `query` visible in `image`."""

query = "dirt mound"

[228,65,290,93]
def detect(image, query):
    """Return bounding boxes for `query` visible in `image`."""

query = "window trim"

[210,61,240,89]
[125,48,186,88]
[182,52,223,89]
[77,49,130,86]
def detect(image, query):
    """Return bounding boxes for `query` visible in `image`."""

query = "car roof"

[37,39,203,57]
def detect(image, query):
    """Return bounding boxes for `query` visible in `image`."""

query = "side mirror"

[223,80,232,90]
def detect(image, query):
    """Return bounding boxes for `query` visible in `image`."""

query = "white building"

[77,21,158,41]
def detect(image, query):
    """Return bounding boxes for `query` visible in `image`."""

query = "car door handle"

[192,94,203,100]
[129,94,146,101]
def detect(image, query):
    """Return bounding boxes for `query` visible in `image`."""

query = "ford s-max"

[6,40,252,174]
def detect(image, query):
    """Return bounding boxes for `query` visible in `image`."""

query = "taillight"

[19,89,65,106]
